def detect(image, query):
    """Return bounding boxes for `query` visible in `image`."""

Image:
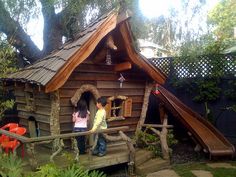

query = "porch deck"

[22,143,129,171]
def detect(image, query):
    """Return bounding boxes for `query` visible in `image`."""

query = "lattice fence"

[149,54,236,78]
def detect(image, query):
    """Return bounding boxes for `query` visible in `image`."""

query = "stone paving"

[191,170,213,177]
[146,162,236,177]
[207,162,236,169]
[146,169,180,177]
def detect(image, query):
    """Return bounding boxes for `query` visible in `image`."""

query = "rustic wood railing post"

[71,137,79,162]
[26,143,38,169]
[149,114,170,160]
[119,131,135,176]
[50,138,64,162]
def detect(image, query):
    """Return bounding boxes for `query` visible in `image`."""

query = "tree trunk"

[40,0,63,55]
[0,0,42,63]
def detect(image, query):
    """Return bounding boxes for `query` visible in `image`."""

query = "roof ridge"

[28,8,117,67]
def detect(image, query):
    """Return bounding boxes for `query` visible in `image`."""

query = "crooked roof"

[3,9,166,93]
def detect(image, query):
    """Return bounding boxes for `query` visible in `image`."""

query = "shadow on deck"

[22,143,130,171]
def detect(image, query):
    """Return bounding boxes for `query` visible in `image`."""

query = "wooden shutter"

[123,98,132,117]
[105,99,112,119]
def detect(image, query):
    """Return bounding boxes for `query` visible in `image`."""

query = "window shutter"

[123,98,132,117]
[105,99,112,118]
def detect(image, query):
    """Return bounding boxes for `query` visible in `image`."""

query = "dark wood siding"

[59,63,148,133]
[15,85,51,136]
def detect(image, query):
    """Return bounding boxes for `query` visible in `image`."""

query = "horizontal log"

[99,88,145,97]
[108,117,139,127]
[17,104,51,116]
[69,72,118,81]
[61,80,96,89]
[60,88,145,98]
[18,111,50,123]
[142,124,173,128]
[74,63,115,73]
[19,117,50,131]
[0,126,130,143]
[114,61,132,72]
[59,96,143,107]
[97,81,145,89]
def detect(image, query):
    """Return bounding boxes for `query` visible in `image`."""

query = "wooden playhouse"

[2,9,166,140]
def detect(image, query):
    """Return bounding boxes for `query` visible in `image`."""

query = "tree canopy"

[0,0,117,64]
[0,0,235,65]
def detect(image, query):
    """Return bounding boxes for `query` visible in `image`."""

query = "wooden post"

[50,138,64,162]
[136,82,153,132]
[119,131,135,176]
[159,103,165,124]
[26,143,38,170]
[50,90,60,136]
[150,114,170,160]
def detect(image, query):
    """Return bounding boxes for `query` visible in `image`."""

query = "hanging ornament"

[154,84,160,95]
[106,49,112,65]
[118,73,125,88]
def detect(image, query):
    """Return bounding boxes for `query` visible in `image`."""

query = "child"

[72,99,90,154]
[90,97,107,157]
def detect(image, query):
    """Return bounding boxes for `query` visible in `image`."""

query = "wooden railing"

[0,126,135,173]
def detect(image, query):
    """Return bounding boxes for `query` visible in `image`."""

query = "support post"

[136,83,153,132]
[26,143,38,170]
[50,90,60,136]
[150,114,170,160]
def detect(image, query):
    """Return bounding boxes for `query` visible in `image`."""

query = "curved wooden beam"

[106,35,117,50]
[45,13,118,93]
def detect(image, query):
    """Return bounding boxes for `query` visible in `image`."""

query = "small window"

[105,96,132,121]
[25,91,36,112]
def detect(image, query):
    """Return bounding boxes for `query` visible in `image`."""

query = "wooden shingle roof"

[3,9,166,93]
[4,10,117,86]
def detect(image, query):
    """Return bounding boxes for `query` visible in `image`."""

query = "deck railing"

[0,126,135,173]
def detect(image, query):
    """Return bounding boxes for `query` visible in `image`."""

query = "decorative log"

[71,84,100,107]
[106,35,117,50]
[103,134,123,141]
[0,126,129,143]
[107,116,125,122]
[136,82,153,131]
[142,124,173,128]
[159,103,165,124]
[150,114,170,160]
[119,131,135,176]
[71,137,79,162]
[50,90,60,136]
[92,48,107,64]
[50,138,64,162]
[26,143,38,170]
[114,61,132,72]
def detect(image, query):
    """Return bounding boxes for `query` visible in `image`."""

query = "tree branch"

[0,0,42,63]
[40,0,63,54]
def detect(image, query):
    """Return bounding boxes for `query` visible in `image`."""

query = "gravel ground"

[170,141,207,164]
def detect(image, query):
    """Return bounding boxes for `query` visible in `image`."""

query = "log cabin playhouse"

[3,9,166,137]
[1,8,167,171]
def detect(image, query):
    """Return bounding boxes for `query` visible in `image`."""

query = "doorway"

[79,91,97,147]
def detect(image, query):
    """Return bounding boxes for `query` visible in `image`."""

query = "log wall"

[59,63,149,133]
[15,85,52,136]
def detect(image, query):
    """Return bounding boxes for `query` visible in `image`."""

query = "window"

[105,96,132,121]
[25,91,36,112]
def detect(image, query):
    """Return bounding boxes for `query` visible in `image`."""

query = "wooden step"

[134,149,154,166]
[135,158,170,176]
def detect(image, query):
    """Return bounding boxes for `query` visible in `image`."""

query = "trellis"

[149,54,236,78]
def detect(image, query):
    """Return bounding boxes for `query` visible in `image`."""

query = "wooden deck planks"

[22,144,130,170]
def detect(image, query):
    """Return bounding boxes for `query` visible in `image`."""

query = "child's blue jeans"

[74,127,87,154]
[93,133,106,155]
